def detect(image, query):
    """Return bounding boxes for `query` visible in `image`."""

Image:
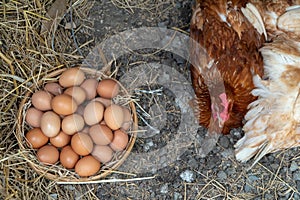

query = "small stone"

[150,191,155,198]
[264,193,274,199]
[160,184,168,194]
[294,193,300,199]
[136,21,143,26]
[248,175,259,182]
[219,136,230,148]
[187,158,198,169]
[175,2,182,9]
[270,163,279,170]
[293,171,300,181]
[244,183,252,193]
[206,157,219,169]
[282,167,289,173]
[174,192,183,200]
[220,149,233,158]
[143,140,154,151]
[50,194,58,199]
[180,170,194,182]
[290,161,298,172]
[217,171,227,180]
[65,22,76,30]
[297,181,300,191]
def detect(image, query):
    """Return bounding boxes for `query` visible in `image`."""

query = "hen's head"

[200,63,232,130]
[211,92,232,129]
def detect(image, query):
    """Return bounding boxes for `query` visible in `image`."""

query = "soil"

[81,0,300,199]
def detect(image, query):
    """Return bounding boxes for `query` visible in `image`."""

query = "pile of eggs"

[25,68,132,177]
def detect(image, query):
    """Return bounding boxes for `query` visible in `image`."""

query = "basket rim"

[16,67,138,182]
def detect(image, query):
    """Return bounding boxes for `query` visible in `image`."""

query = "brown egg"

[121,106,132,131]
[96,79,120,99]
[25,107,43,127]
[59,68,85,88]
[31,90,52,111]
[89,124,113,145]
[50,131,71,148]
[44,82,63,95]
[60,145,79,169]
[93,97,112,107]
[92,145,114,163]
[104,104,124,130]
[83,101,104,126]
[110,129,129,151]
[25,128,49,149]
[75,155,101,177]
[71,132,93,156]
[80,78,98,100]
[64,86,86,105]
[40,111,61,137]
[61,114,85,135]
[37,145,59,165]
[51,94,78,115]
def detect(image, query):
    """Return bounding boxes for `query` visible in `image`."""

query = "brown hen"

[190,0,266,156]
[235,3,300,166]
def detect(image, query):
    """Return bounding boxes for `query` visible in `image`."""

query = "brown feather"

[190,0,265,135]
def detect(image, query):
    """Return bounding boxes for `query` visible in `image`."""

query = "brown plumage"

[235,3,300,166]
[249,0,300,40]
[190,0,265,156]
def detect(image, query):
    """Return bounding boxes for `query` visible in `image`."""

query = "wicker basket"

[16,67,138,182]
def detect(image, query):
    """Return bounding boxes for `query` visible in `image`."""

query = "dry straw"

[0,0,139,198]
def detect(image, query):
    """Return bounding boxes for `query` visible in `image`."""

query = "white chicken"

[235,5,300,165]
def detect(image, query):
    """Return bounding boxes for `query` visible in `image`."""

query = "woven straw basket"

[16,67,138,182]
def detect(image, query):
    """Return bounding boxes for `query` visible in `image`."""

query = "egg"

[71,132,93,156]
[31,90,52,111]
[110,129,129,151]
[104,104,124,130]
[80,78,98,100]
[121,106,132,131]
[64,86,86,105]
[37,145,59,165]
[89,124,113,145]
[93,97,112,107]
[75,155,101,177]
[61,114,85,135]
[51,94,78,115]
[59,67,85,88]
[60,145,79,169]
[92,145,114,163]
[40,111,61,137]
[25,128,49,149]
[96,79,120,99]
[44,82,63,95]
[50,131,71,148]
[25,107,43,127]
[83,101,104,126]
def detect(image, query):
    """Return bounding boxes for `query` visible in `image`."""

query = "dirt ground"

[1,0,300,199]
[86,0,300,199]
